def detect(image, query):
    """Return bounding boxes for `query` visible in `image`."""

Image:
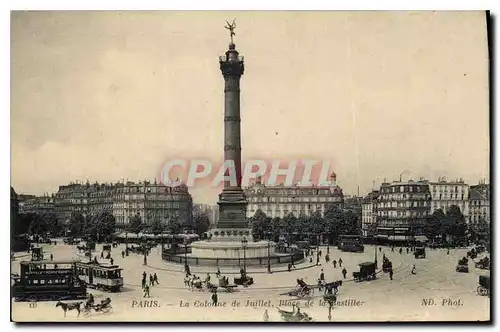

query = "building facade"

[244,175,344,219]
[112,181,193,228]
[53,180,193,229]
[469,182,490,224]
[361,190,379,237]
[20,195,55,215]
[428,178,469,218]
[376,180,431,241]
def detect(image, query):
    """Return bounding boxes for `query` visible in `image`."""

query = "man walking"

[333,260,337,268]
[211,290,218,305]
[143,284,150,297]
[153,273,159,285]
[389,268,394,280]
[338,258,343,267]
[342,268,347,279]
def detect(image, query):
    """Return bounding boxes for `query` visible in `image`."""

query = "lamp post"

[242,237,248,274]
[184,238,188,263]
[267,241,271,273]
[374,245,378,269]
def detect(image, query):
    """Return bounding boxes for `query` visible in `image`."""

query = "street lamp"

[184,238,188,263]
[374,245,378,269]
[267,241,271,273]
[242,237,248,274]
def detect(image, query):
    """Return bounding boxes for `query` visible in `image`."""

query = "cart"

[477,275,490,297]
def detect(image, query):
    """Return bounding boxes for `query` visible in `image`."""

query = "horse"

[56,301,83,317]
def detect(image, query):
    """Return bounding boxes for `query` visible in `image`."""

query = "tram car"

[414,247,426,259]
[76,262,123,292]
[338,235,364,253]
[12,260,87,302]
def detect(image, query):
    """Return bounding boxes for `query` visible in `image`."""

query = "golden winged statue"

[225,19,236,43]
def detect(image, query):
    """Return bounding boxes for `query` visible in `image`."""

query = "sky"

[11,11,490,204]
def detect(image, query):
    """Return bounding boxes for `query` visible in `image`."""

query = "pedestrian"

[50,254,53,261]
[391,246,394,252]
[143,271,147,280]
[149,274,154,286]
[338,258,343,267]
[143,256,147,265]
[211,290,218,305]
[309,257,313,263]
[320,269,325,281]
[411,265,416,275]
[319,250,322,258]
[143,284,150,297]
[399,248,403,254]
[406,247,409,254]
[342,268,347,279]
[325,254,330,263]
[316,256,320,266]
[216,267,221,276]
[447,249,450,255]
[153,273,159,285]
[121,250,125,259]
[389,268,394,280]
[291,258,296,268]
[141,277,146,289]
[263,309,269,322]
[100,251,104,259]
[110,257,114,265]
[288,263,291,272]
[333,260,337,268]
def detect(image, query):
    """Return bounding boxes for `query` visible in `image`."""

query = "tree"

[445,205,467,243]
[193,212,210,236]
[94,211,116,241]
[69,212,85,236]
[42,213,61,236]
[166,215,182,235]
[28,213,48,237]
[424,209,445,241]
[342,211,361,235]
[128,214,144,235]
[15,213,32,236]
[250,209,269,241]
[270,217,281,241]
[150,218,165,236]
[281,213,297,244]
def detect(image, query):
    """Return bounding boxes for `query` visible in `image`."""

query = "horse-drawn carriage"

[83,297,113,315]
[277,304,313,322]
[475,256,490,270]
[353,262,377,282]
[31,247,44,261]
[207,276,238,293]
[414,247,426,259]
[477,275,490,297]
[456,257,469,273]
[467,249,477,260]
[281,280,315,299]
[382,257,392,272]
[234,275,254,286]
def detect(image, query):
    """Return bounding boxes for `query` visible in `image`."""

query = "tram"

[76,262,123,292]
[12,260,87,302]
[338,235,364,253]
